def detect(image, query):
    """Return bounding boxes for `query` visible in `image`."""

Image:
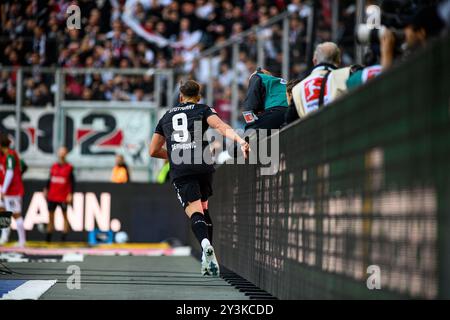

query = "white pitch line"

[171,246,192,256]
[1,280,57,300]
[0,253,28,262]
[62,253,84,262]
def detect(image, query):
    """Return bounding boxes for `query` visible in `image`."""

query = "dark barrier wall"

[190,35,450,299]
[14,181,188,243]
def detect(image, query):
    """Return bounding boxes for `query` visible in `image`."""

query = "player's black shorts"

[47,201,68,212]
[172,173,213,209]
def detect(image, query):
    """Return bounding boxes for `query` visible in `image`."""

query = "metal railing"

[183,4,345,127]
[0,67,174,182]
[191,11,297,128]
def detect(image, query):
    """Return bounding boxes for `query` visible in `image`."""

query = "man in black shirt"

[150,80,249,276]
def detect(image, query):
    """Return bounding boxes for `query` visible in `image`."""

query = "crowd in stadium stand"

[0,0,358,109]
[1,0,448,121]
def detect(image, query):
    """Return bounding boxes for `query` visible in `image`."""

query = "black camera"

[355,0,437,45]
[356,24,404,45]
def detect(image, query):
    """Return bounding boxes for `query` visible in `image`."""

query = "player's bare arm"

[206,114,250,159]
[149,133,169,160]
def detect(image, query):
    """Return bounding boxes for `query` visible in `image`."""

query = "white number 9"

[172,113,189,142]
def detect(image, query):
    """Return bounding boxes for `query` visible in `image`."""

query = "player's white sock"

[0,227,11,244]
[201,238,211,250]
[15,217,26,246]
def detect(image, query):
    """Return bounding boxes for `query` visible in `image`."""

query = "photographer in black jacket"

[381,2,445,69]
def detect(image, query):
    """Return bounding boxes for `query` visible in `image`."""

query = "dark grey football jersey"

[154,103,217,180]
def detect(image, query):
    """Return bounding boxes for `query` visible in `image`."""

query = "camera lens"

[356,24,390,45]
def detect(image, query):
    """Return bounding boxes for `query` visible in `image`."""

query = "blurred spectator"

[156,161,170,184]
[218,63,234,88]
[31,83,52,106]
[111,154,130,183]
[0,0,357,113]
[214,87,232,124]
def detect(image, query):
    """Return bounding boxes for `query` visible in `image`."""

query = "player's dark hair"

[0,133,11,148]
[286,79,301,95]
[180,80,201,98]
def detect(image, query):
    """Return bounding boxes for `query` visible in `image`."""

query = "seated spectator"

[242,68,288,130]
[111,154,130,183]
[290,42,341,121]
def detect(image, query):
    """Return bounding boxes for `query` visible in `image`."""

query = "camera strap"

[318,70,331,108]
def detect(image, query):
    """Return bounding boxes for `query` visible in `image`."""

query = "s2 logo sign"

[80,113,118,155]
[0,110,73,153]
[0,110,121,155]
